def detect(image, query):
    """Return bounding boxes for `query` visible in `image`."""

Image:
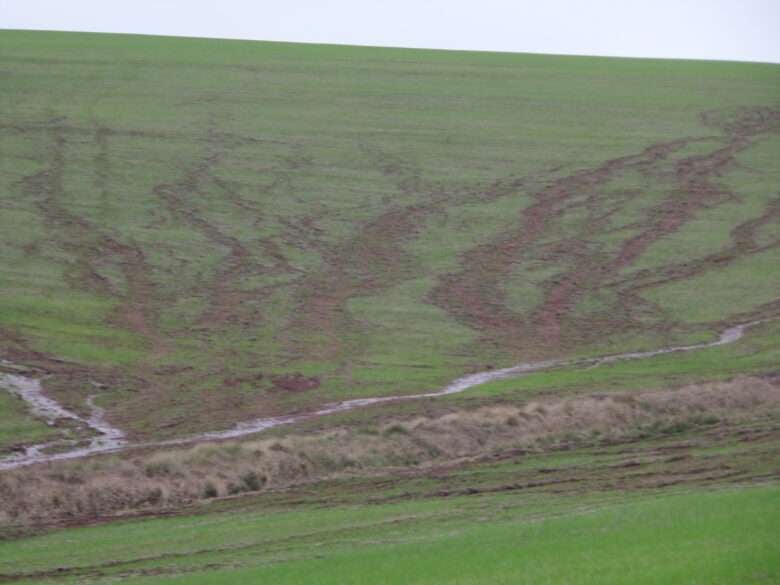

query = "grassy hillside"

[0,30,778,444]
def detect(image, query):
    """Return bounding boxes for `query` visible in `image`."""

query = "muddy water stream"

[0,371,126,470]
[0,321,766,470]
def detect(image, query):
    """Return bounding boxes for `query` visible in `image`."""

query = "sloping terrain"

[1,31,778,447]
[1,30,779,585]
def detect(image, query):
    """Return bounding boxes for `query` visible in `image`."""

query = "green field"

[1,472,778,584]
[0,30,778,442]
[0,30,779,584]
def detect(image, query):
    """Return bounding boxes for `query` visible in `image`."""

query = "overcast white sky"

[2,0,779,63]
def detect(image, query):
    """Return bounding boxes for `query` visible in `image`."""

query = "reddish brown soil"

[285,148,452,362]
[19,127,168,358]
[288,203,433,359]
[430,137,694,349]
[431,107,780,353]
[283,148,557,366]
[153,148,258,329]
[613,198,780,306]
[271,373,321,392]
[151,134,316,333]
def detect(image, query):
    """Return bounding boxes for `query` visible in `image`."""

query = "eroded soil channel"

[0,320,768,470]
[0,369,126,470]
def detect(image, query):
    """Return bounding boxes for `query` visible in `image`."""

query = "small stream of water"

[0,321,766,470]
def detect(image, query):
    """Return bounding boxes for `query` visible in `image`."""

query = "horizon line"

[3,27,780,66]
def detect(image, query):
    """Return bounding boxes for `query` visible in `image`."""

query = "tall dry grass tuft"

[2,376,779,524]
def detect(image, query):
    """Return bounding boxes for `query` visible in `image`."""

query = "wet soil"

[431,107,780,352]
[0,320,767,470]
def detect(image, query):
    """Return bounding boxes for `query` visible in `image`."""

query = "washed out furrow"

[19,125,167,357]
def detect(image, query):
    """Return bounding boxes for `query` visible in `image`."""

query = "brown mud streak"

[153,149,258,328]
[211,155,303,277]
[603,109,780,324]
[288,202,435,360]
[152,134,309,329]
[431,138,694,350]
[614,108,779,270]
[535,107,779,345]
[19,126,167,356]
[614,195,780,303]
[288,145,559,363]
[286,146,454,362]
[432,107,779,352]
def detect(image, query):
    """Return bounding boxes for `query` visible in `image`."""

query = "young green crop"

[0,30,778,443]
[1,484,777,584]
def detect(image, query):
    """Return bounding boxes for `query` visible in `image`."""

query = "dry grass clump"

[2,376,778,524]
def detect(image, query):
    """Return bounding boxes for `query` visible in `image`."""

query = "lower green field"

[2,483,777,585]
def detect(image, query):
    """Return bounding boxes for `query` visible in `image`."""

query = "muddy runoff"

[0,370,126,470]
[0,320,767,470]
